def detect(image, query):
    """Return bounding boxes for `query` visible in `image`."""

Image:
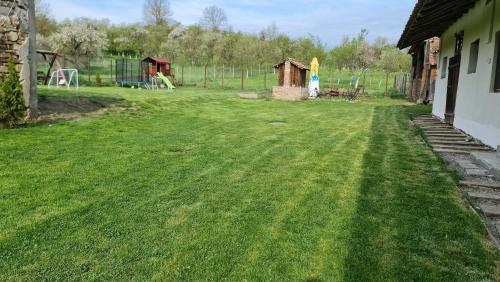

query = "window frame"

[441,56,448,79]
[467,39,480,74]
[492,31,500,93]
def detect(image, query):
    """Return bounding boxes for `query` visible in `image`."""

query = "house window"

[455,31,464,56]
[468,40,480,74]
[441,57,448,78]
[493,31,500,92]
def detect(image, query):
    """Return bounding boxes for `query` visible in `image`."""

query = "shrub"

[95,73,102,87]
[0,57,26,128]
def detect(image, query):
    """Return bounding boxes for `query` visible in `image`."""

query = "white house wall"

[434,0,500,148]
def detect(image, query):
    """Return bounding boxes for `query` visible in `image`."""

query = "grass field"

[0,87,498,280]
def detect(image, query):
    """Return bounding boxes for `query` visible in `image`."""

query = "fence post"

[222,64,225,89]
[110,60,113,84]
[88,57,91,85]
[264,66,267,90]
[181,65,184,85]
[232,65,235,80]
[402,73,407,97]
[241,69,244,90]
[362,72,366,96]
[385,72,389,97]
[204,65,207,88]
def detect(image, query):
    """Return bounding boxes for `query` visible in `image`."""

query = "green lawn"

[0,87,498,281]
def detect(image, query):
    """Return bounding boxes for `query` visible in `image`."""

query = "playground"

[0,86,498,281]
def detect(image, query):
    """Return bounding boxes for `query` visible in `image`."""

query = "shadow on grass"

[342,105,497,281]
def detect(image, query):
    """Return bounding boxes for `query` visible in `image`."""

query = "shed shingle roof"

[274,58,310,70]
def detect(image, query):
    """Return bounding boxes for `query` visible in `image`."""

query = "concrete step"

[430,140,484,146]
[471,151,500,181]
[422,127,455,130]
[414,115,434,117]
[461,180,500,190]
[479,204,500,217]
[427,137,469,142]
[413,116,436,121]
[434,148,470,154]
[432,144,492,151]
[424,130,463,134]
[414,121,446,125]
[426,133,466,137]
[415,123,447,127]
[468,192,500,201]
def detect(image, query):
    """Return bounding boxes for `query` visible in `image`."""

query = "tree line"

[34,0,411,74]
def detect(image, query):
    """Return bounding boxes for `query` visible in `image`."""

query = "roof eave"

[398,0,480,49]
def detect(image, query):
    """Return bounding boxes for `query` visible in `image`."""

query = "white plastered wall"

[434,0,500,148]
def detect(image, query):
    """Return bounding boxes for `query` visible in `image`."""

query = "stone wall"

[0,0,37,117]
[272,86,308,101]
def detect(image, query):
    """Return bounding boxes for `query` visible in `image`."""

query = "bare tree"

[143,0,173,26]
[35,0,51,17]
[199,5,228,31]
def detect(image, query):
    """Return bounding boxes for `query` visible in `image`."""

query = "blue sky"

[45,0,415,47]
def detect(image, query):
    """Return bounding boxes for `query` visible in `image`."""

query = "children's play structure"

[37,50,60,85]
[48,69,79,89]
[115,57,176,91]
[38,50,79,90]
[272,58,310,101]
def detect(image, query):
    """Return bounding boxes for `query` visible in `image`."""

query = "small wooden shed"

[142,57,172,76]
[272,58,310,101]
[274,58,309,87]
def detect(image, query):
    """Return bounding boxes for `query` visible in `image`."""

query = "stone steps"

[414,115,500,247]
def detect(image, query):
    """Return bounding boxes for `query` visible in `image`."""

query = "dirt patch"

[35,96,135,123]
